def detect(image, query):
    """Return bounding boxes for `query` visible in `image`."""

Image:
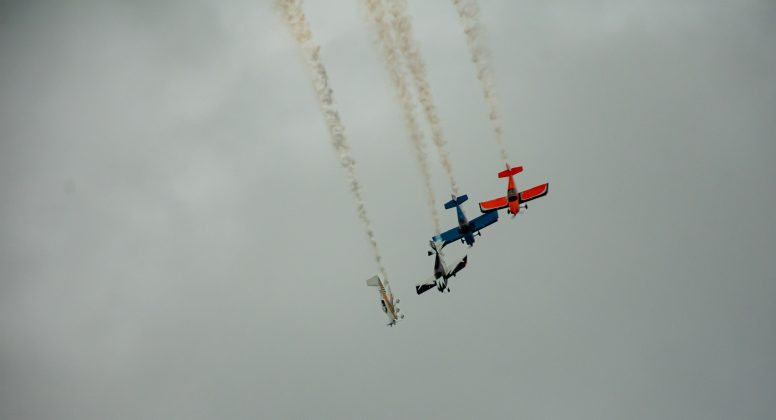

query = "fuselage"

[433,251,449,291]
[377,286,398,323]
[420,240,468,295]
[506,173,521,215]
[367,274,401,325]
[382,295,398,323]
[455,206,476,246]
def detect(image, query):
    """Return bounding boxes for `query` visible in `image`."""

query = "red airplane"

[479,164,549,216]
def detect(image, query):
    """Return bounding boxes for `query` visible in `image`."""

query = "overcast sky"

[1,1,775,419]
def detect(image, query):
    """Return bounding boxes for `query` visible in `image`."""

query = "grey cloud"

[1,1,774,419]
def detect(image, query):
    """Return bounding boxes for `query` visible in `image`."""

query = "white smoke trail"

[386,0,459,196]
[364,0,441,234]
[452,0,509,163]
[277,0,391,291]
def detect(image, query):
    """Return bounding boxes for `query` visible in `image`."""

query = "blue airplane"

[432,194,499,248]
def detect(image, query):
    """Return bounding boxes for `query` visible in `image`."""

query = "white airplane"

[366,274,403,326]
[416,240,468,294]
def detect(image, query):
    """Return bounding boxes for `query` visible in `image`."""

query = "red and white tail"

[498,165,523,178]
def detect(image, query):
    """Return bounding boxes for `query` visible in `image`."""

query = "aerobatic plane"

[432,194,499,248]
[366,274,403,326]
[479,164,549,216]
[416,240,468,294]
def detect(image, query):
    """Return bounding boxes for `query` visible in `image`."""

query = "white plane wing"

[415,274,437,295]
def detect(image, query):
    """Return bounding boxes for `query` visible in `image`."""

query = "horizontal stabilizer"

[498,165,523,178]
[444,194,469,209]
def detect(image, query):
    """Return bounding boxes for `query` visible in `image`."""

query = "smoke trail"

[364,0,441,234]
[452,0,509,163]
[277,0,391,291]
[386,0,459,196]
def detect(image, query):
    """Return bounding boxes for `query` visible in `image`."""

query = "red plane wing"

[518,183,549,203]
[479,196,508,212]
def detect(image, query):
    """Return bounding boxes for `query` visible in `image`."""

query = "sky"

[1,0,775,419]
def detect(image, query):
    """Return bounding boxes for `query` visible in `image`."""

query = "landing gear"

[447,288,451,293]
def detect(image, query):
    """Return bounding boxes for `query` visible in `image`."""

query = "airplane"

[432,194,499,248]
[416,240,468,294]
[479,164,549,217]
[366,274,403,326]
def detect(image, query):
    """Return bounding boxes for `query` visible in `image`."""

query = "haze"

[1,1,774,418]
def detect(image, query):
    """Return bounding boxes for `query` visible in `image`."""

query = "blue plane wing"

[432,226,463,247]
[469,210,499,233]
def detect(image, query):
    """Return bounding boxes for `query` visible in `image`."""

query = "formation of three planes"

[367,163,549,326]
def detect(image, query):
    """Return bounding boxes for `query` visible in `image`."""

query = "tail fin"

[443,194,469,209]
[366,275,381,287]
[498,165,523,178]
